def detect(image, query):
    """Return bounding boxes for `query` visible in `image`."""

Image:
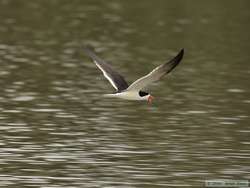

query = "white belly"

[104,91,145,101]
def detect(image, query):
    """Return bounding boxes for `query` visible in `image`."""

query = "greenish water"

[0,1,250,187]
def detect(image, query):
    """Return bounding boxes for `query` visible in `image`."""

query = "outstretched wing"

[83,47,129,92]
[127,49,184,91]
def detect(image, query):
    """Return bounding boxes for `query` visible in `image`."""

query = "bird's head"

[147,95,154,104]
[139,91,154,104]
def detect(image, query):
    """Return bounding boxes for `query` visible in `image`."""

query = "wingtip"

[180,48,184,56]
[82,45,92,53]
[165,48,184,73]
[175,48,184,62]
[82,45,99,60]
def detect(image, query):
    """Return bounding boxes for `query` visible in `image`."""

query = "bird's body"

[83,47,184,104]
[104,91,148,101]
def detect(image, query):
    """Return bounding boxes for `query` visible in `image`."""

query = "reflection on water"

[0,0,250,187]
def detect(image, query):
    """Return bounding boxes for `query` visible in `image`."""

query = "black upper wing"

[83,47,129,92]
[127,49,184,91]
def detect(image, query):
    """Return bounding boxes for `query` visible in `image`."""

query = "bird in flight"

[83,47,184,104]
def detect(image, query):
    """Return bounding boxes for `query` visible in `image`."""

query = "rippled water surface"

[0,0,250,187]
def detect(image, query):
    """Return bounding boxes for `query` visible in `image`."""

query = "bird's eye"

[139,91,149,97]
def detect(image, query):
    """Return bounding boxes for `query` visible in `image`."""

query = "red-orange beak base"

[147,95,154,104]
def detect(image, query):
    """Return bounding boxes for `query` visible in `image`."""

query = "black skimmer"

[83,47,184,104]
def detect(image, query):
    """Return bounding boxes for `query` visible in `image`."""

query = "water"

[0,0,250,187]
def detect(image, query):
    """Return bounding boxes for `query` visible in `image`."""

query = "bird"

[83,47,184,104]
